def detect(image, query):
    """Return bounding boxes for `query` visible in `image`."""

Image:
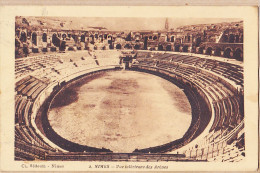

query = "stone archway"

[224,48,232,58]
[175,45,180,52]
[171,36,174,42]
[233,48,243,61]
[99,35,103,42]
[42,33,47,42]
[235,35,240,43]
[158,44,164,51]
[59,41,66,51]
[52,34,60,47]
[124,44,132,49]
[109,44,114,49]
[183,45,188,52]
[206,47,213,55]
[20,31,27,42]
[81,35,85,42]
[62,34,67,40]
[134,44,140,50]
[32,32,37,46]
[166,45,172,51]
[116,44,122,49]
[214,47,221,56]
[198,47,204,54]
[222,34,228,42]
[195,37,201,47]
[229,34,235,43]
[187,35,191,42]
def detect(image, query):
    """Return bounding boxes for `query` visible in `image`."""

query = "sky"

[33,17,242,31]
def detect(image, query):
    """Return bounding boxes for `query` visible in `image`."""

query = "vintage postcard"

[0,6,258,172]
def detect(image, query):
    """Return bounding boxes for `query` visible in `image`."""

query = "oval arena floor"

[48,70,192,153]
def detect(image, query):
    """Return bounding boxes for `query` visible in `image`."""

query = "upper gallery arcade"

[15,17,243,61]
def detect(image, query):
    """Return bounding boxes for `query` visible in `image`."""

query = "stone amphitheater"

[14,17,244,162]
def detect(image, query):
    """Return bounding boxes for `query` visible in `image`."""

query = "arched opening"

[42,33,47,42]
[153,36,157,40]
[144,36,148,50]
[195,37,201,47]
[222,34,228,42]
[104,34,107,39]
[214,47,221,56]
[126,33,131,41]
[72,35,77,42]
[167,36,170,42]
[32,32,37,46]
[124,44,132,49]
[233,48,243,61]
[134,44,140,50]
[52,34,60,47]
[62,34,66,40]
[95,34,98,39]
[229,34,235,43]
[158,44,163,51]
[175,45,180,52]
[81,35,85,42]
[198,47,204,54]
[187,36,191,42]
[183,46,188,52]
[23,47,29,56]
[108,36,112,44]
[224,48,232,58]
[27,31,31,39]
[116,44,121,49]
[135,35,140,42]
[59,41,66,51]
[166,45,172,51]
[90,35,95,44]
[149,36,152,40]
[171,36,174,42]
[16,30,20,37]
[20,32,27,42]
[109,44,114,49]
[235,35,240,43]
[99,35,103,42]
[206,47,213,55]
[15,38,20,48]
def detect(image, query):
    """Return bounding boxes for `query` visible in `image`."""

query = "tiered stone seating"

[15,55,61,79]
[15,139,50,160]
[14,50,243,161]
[183,122,244,162]
[134,51,244,162]
[169,54,190,62]
[15,50,122,160]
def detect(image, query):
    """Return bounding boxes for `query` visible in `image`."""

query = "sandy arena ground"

[48,70,192,152]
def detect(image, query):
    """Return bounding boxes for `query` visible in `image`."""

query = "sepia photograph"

[14,16,245,162]
[0,5,258,172]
